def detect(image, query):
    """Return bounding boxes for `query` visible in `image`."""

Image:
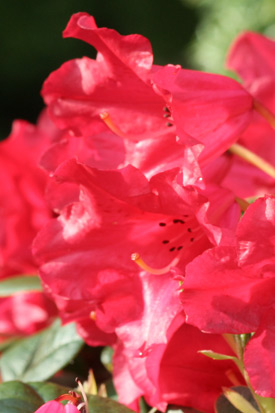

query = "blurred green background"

[0,0,274,138]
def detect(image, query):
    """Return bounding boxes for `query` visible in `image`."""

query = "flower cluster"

[2,12,275,413]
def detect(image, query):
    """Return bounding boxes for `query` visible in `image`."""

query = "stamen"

[131,252,181,275]
[76,378,89,413]
[173,219,185,224]
[229,143,275,179]
[254,99,275,129]
[159,222,166,227]
[100,112,133,139]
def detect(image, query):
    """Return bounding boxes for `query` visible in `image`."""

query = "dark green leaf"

[0,276,41,297]
[0,319,84,381]
[28,381,71,403]
[87,394,135,412]
[0,381,43,413]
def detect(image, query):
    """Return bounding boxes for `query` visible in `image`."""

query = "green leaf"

[87,394,135,412]
[0,276,41,297]
[216,386,260,413]
[199,350,243,371]
[28,382,71,403]
[0,381,43,413]
[199,350,237,361]
[0,319,84,381]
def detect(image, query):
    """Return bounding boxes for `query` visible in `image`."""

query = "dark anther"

[177,246,183,250]
[187,228,192,232]
[159,222,166,226]
[166,122,173,127]
[169,247,176,252]
[163,113,170,118]
[190,238,194,242]
[163,106,170,113]
[173,219,185,224]
[162,240,169,244]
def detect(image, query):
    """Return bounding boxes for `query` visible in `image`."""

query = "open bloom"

[181,196,275,397]
[152,64,253,165]
[42,13,256,188]
[114,315,244,413]
[42,12,167,140]
[33,157,240,347]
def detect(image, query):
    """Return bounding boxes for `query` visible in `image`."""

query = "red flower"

[181,196,275,396]
[0,113,59,337]
[153,64,253,165]
[0,118,52,277]
[114,313,243,413]
[33,158,239,345]
[227,31,275,111]
[0,292,56,338]
[42,12,167,140]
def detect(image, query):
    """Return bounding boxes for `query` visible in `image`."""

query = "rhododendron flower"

[0,113,59,337]
[0,291,56,337]
[111,271,244,412]
[114,317,244,413]
[227,31,275,111]
[42,12,168,140]
[153,65,254,165]
[0,118,51,277]
[33,157,240,348]
[35,400,79,413]
[41,12,257,188]
[181,196,275,397]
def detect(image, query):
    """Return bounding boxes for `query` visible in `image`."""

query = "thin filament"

[254,99,275,129]
[100,112,133,139]
[131,252,181,275]
[229,143,275,179]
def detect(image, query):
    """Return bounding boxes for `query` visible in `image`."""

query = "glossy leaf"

[87,394,135,413]
[28,382,71,403]
[0,319,83,381]
[0,381,44,413]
